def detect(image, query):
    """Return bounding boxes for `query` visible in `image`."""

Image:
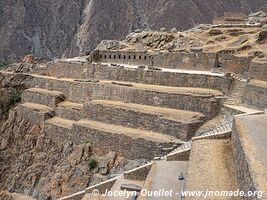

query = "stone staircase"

[165,122,233,161]
[224,74,246,106]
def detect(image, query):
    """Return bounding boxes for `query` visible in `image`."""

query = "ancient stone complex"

[0,12,267,200]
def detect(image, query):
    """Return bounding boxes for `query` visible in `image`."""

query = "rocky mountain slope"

[1,0,267,61]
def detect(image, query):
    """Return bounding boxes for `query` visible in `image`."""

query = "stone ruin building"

[0,12,267,200]
[213,12,247,25]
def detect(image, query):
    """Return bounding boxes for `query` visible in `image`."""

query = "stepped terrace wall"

[25,75,222,119]
[216,53,252,78]
[43,61,232,93]
[44,119,177,160]
[25,75,96,103]
[242,79,267,110]
[248,61,267,82]
[232,114,267,200]
[91,82,222,119]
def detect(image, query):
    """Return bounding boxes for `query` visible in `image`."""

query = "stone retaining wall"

[92,83,222,119]
[231,119,258,200]
[248,61,267,82]
[216,53,251,78]
[44,62,232,93]
[44,121,176,160]
[167,149,191,161]
[83,102,205,140]
[242,80,267,109]
[26,75,222,119]
[26,76,96,103]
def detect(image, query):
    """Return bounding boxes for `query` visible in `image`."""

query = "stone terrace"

[1,58,226,160]
[232,113,267,200]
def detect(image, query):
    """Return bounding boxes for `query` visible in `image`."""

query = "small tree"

[0,61,8,70]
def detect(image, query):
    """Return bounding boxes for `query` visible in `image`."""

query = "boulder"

[171,28,177,33]
[97,40,120,50]
[249,11,267,18]
[209,29,223,36]
[257,30,267,44]
[260,17,267,26]
[97,152,116,175]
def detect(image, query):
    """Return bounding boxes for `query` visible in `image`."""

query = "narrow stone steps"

[84,100,205,140]
[55,101,84,121]
[22,88,65,108]
[168,122,233,156]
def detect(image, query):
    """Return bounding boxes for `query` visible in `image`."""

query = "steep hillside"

[0,0,267,61]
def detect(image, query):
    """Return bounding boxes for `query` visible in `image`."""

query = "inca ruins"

[0,9,267,200]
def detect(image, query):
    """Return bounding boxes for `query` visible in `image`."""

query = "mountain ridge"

[1,0,267,61]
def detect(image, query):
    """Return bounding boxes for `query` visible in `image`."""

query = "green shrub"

[0,61,9,70]
[88,158,97,171]
[10,90,22,106]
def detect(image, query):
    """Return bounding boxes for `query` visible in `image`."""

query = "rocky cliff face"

[1,0,267,60]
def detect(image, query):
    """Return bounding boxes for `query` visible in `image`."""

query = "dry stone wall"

[44,61,232,93]
[83,102,205,140]
[248,61,267,81]
[44,121,176,160]
[217,53,252,78]
[242,80,267,109]
[231,119,258,200]
[91,83,222,119]
[26,76,96,103]
[25,75,223,119]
